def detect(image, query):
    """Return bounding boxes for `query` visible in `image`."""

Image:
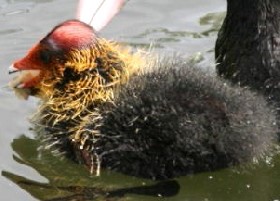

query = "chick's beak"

[8,61,41,89]
[8,61,41,100]
[8,43,44,99]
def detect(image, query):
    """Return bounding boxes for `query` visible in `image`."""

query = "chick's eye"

[39,50,52,64]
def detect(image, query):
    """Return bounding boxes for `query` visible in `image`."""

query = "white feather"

[76,0,125,32]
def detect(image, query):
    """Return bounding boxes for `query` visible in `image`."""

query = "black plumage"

[81,58,278,179]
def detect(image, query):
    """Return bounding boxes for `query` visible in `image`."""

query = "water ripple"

[2,8,30,15]
[0,27,23,35]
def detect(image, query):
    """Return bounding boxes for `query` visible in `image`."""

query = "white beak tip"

[8,64,19,74]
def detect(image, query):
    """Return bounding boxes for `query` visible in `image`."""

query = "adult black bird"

[216,0,280,104]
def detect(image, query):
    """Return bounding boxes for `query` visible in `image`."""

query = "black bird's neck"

[216,0,280,95]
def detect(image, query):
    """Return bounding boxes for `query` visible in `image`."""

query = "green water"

[1,0,280,201]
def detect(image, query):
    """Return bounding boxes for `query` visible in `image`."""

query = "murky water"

[1,0,280,201]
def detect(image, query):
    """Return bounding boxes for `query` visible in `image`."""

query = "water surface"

[2,1,280,201]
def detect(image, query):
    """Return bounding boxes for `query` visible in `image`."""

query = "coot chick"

[9,20,278,180]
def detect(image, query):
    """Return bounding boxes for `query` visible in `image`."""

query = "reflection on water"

[118,11,225,56]
[4,135,280,201]
[2,136,180,200]
[199,12,225,37]
[130,12,225,40]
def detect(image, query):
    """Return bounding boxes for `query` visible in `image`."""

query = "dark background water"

[1,0,280,201]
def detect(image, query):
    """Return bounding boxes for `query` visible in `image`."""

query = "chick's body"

[72,59,277,179]
[10,20,278,180]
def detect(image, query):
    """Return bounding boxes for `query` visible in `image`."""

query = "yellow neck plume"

[36,39,143,120]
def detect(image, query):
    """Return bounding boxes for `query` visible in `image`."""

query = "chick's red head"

[9,20,96,99]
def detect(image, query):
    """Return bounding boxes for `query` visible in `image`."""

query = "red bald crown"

[41,20,96,51]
